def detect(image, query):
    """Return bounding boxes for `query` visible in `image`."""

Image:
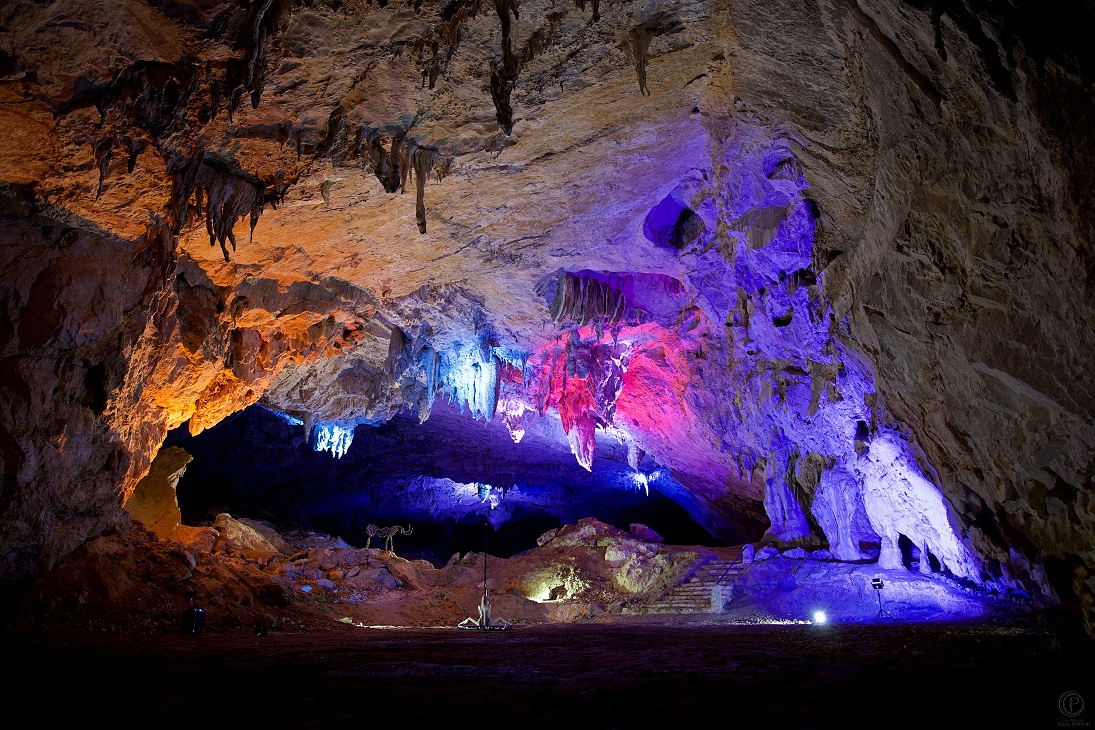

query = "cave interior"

[1,0,1094,722]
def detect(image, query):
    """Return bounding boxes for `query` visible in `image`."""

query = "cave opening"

[166,402,722,564]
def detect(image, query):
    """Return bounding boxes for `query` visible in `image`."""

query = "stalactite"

[422,346,441,413]
[385,327,416,378]
[355,126,450,234]
[625,13,684,96]
[544,272,646,327]
[406,144,445,234]
[573,0,599,21]
[413,0,484,90]
[313,423,354,458]
[93,137,113,199]
[487,0,562,135]
[121,136,145,173]
[629,25,655,96]
[316,105,348,157]
[489,0,521,135]
[356,127,404,193]
[171,152,268,262]
[222,0,293,115]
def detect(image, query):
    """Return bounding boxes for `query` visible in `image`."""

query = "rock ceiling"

[0,0,1093,631]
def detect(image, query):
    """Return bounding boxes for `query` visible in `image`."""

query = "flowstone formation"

[0,0,1092,633]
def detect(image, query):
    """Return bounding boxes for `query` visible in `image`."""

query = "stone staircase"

[643,547,746,615]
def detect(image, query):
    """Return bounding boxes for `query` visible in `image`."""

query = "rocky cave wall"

[0,0,1092,629]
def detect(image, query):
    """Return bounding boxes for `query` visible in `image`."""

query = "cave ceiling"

[1,0,1093,629]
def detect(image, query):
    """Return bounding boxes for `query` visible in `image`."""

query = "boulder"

[629,523,664,543]
[551,519,629,547]
[238,519,290,554]
[755,546,780,562]
[613,552,676,595]
[170,525,218,553]
[536,529,559,547]
[296,535,353,550]
[343,566,401,590]
[212,513,282,559]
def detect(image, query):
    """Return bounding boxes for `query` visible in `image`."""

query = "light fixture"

[872,577,892,619]
[457,520,511,630]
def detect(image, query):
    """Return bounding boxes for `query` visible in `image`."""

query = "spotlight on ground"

[812,610,828,625]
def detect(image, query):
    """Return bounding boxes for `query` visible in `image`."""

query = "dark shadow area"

[3,620,1091,726]
[167,403,725,562]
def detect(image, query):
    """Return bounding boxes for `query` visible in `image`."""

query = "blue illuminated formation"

[313,423,355,459]
[444,345,500,421]
[269,409,304,427]
[674,126,983,582]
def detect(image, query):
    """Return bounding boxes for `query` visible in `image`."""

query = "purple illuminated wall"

[260,124,985,588]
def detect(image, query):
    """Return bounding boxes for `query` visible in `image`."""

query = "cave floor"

[5,615,1091,727]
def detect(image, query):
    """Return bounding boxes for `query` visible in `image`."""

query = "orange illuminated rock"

[123,446,192,539]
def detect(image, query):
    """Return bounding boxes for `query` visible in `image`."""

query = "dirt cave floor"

[3,617,1092,728]
[2,519,1092,726]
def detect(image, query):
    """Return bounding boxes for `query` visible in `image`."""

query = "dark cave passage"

[166,403,723,563]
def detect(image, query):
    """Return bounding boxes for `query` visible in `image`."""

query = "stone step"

[695,565,739,571]
[655,605,712,611]
[662,596,723,605]
[682,569,742,583]
[638,547,748,615]
[687,571,741,582]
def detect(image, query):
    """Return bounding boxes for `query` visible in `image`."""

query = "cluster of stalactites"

[313,423,355,459]
[354,126,451,234]
[548,272,633,329]
[444,347,502,422]
[530,330,631,470]
[172,152,279,262]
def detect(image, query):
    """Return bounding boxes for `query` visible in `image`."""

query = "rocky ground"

[3,511,1090,726]
[0,515,704,634]
[0,512,1051,636]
